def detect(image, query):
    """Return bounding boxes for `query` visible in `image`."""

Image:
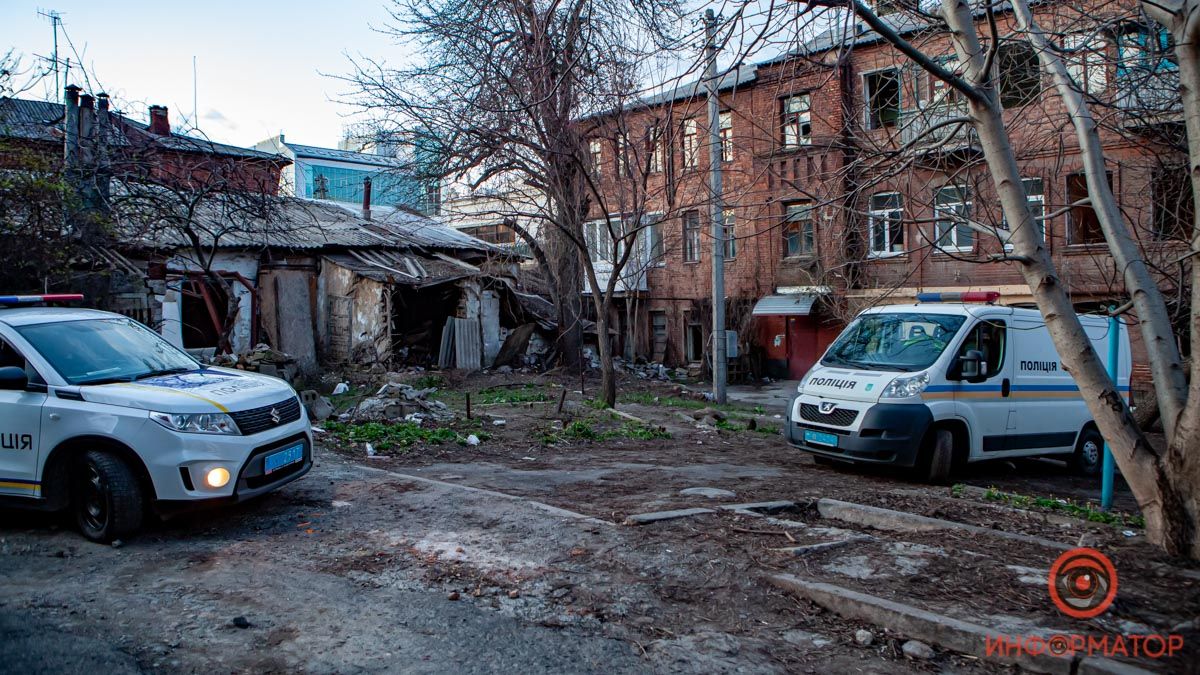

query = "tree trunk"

[940,0,1199,557]
[595,303,617,407]
[548,225,584,370]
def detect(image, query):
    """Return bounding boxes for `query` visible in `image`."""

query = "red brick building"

[585,3,1186,381]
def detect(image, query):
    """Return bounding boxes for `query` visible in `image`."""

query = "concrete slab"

[718,500,796,513]
[623,508,716,526]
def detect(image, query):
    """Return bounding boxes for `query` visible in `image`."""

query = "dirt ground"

[2,371,1197,674]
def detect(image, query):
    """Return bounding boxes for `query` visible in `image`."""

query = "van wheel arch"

[932,419,970,468]
[42,437,157,511]
[916,419,970,483]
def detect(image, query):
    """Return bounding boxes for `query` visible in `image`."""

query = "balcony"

[897,104,975,148]
[1116,69,1182,125]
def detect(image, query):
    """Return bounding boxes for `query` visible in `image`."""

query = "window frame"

[997,40,1042,109]
[781,94,812,148]
[934,185,975,253]
[868,192,905,257]
[864,67,902,130]
[722,208,737,260]
[588,139,603,177]
[681,118,700,170]
[682,210,701,262]
[783,201,816,258]
[719,111,733,163]
[1066,171,1111,246]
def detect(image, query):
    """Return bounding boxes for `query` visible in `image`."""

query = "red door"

[786,316,819,379]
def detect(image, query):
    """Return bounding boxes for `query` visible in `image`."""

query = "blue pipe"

[1101,310,1119,511]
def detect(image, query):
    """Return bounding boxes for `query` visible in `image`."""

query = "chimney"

[63,84,81,166]
[362,177,373,220]
[78,94,95,166]
[148,105,170,135]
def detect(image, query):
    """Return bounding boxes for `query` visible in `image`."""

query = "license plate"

[803,429,839,448]
[264,442,305,475]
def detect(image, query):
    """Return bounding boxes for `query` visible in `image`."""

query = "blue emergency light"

[915,291,1000,304]
[0,294,85,306]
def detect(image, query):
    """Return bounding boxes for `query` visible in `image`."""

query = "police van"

[786,292,1130,482]
[0,295,312,542]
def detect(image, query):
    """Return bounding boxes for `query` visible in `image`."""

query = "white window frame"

[934,185,974,252]
[588,139,603,176]
[868,192,905,257]
[585,218,617,263]
[647,126,664,174]
[1062,34,1108,96]
[723,208,737,259]
[682,118,699,169]
[719,111,733,162]
[782,94,812,147]
[1002,177,1046,249]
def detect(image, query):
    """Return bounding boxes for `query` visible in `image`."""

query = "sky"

[1,0,806,151]
[1,0,409,148]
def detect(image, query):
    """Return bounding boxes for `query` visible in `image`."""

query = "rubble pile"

[581,347,684,381]
[342,381,454,424]
[211,344,299,382]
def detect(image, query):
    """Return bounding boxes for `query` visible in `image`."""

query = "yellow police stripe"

[99,383,230,413]
[0,480,41,493]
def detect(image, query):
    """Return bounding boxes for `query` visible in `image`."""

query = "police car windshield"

[821,313,967,372]
[16,318,199,385]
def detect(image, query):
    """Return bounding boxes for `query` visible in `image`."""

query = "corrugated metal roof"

[752,294,818,316]
[284,142,407,168]
[322,252,477,287]
[317,200,503,252]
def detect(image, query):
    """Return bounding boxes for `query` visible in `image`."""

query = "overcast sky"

[2,1,804,150]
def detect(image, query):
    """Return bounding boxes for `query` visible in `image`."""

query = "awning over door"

[752,294,817,316]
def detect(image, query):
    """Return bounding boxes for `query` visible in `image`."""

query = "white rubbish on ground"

[332,382,350,395]
[365,443,376,457]
[465,434,480,446]
[492,419,506,426]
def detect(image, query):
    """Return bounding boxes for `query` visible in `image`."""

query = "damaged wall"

[162,251,258,354]
[318,258,391,364]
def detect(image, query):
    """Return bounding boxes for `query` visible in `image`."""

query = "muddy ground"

[1,371,1197,674]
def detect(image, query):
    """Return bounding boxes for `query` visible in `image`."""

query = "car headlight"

[150,411,240,435]
[880,372,930,399]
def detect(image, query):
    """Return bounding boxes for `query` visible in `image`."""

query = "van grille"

[799,403,859,427]
[230,397,302,435]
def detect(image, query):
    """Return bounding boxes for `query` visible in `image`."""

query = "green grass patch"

[540,420,672,444]
[475,385,550,405]
[979,486,1145,528]
[411,374,445,390]
[324,421,487,452]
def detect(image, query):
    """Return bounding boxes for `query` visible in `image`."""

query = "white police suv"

[0,295,312,542]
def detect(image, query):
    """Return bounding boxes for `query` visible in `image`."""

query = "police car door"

[952,317,1013,456]
[0,338,45,498]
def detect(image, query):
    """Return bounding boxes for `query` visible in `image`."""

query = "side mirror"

[958,349,985,381]
[0,366,28,391]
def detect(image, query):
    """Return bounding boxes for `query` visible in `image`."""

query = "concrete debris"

[679,487,737,499]
[299,390,334,422]
[901,640,935,659]
[854,629,874,646]
[346,382,455,424]
[213,343,299,382]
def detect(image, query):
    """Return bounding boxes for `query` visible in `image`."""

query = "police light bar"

[0,294,85,306]
[916,291,1000,304]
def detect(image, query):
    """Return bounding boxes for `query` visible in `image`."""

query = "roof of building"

[280,141,408,168]
[0,96,279,161]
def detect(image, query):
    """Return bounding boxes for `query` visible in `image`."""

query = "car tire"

[919,428,954,484]
[74,450,144,543]
[1071,428,1104,477]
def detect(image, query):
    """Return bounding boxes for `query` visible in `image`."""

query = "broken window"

[865,69,901,129]
[682,210,701,262]
[781,94,812,147]
[1062,34,1108,95]
[686,321,704,363]
[682,118,700,169]
[1152,165,1194,241]
[783,201,815,257]
[934,185,973,251]
[1118,22,1177,78]
[998,41,1041,108]
[723,208,737,259]
[1067,172,1111,245]
[868,192,904,256]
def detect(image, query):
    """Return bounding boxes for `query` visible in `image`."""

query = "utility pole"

[704,8,727,404]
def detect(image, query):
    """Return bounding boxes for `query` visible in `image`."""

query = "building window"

[584,219,614,263]
[588,139,603,176]
[647,126,665,174]
[719,111,733,162]
[868,192,904,256]
[723,208,737,259]
[686,320,704,363]
[928,56,961,106]
[1118,23,1177,78]
[682,210,701,262]
[1152,166,1193,241]
[1067,172,1110,245]
[781,94,812,147]
[464,223,517,245]
[934,185,973,251]
[998,41,1041,108]
[1062,34,1108,95]
[614,137,632,177]
[783,202,815,257]
[865,69,901,129]
[682,118,700,169]
[1001,178,1046,243]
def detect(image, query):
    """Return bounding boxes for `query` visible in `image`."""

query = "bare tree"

[343,0,689,404]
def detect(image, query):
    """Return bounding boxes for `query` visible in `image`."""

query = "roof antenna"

[192,55,198,132]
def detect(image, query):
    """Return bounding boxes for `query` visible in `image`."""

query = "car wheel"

[1071,428,1104,477]
[919,428,954,484]
[74,450,144,543]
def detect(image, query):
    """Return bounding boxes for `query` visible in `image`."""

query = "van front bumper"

[786,399,932,467]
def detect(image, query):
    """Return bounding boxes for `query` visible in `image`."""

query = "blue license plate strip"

[803,429,839,447]
[264,442,305,474]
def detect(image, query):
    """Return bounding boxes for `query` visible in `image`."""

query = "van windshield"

[17,317,199,385]
[821,313,967,372]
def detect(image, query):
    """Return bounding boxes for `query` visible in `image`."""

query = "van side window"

[957,320,1006,378]
[0,339,45,385]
